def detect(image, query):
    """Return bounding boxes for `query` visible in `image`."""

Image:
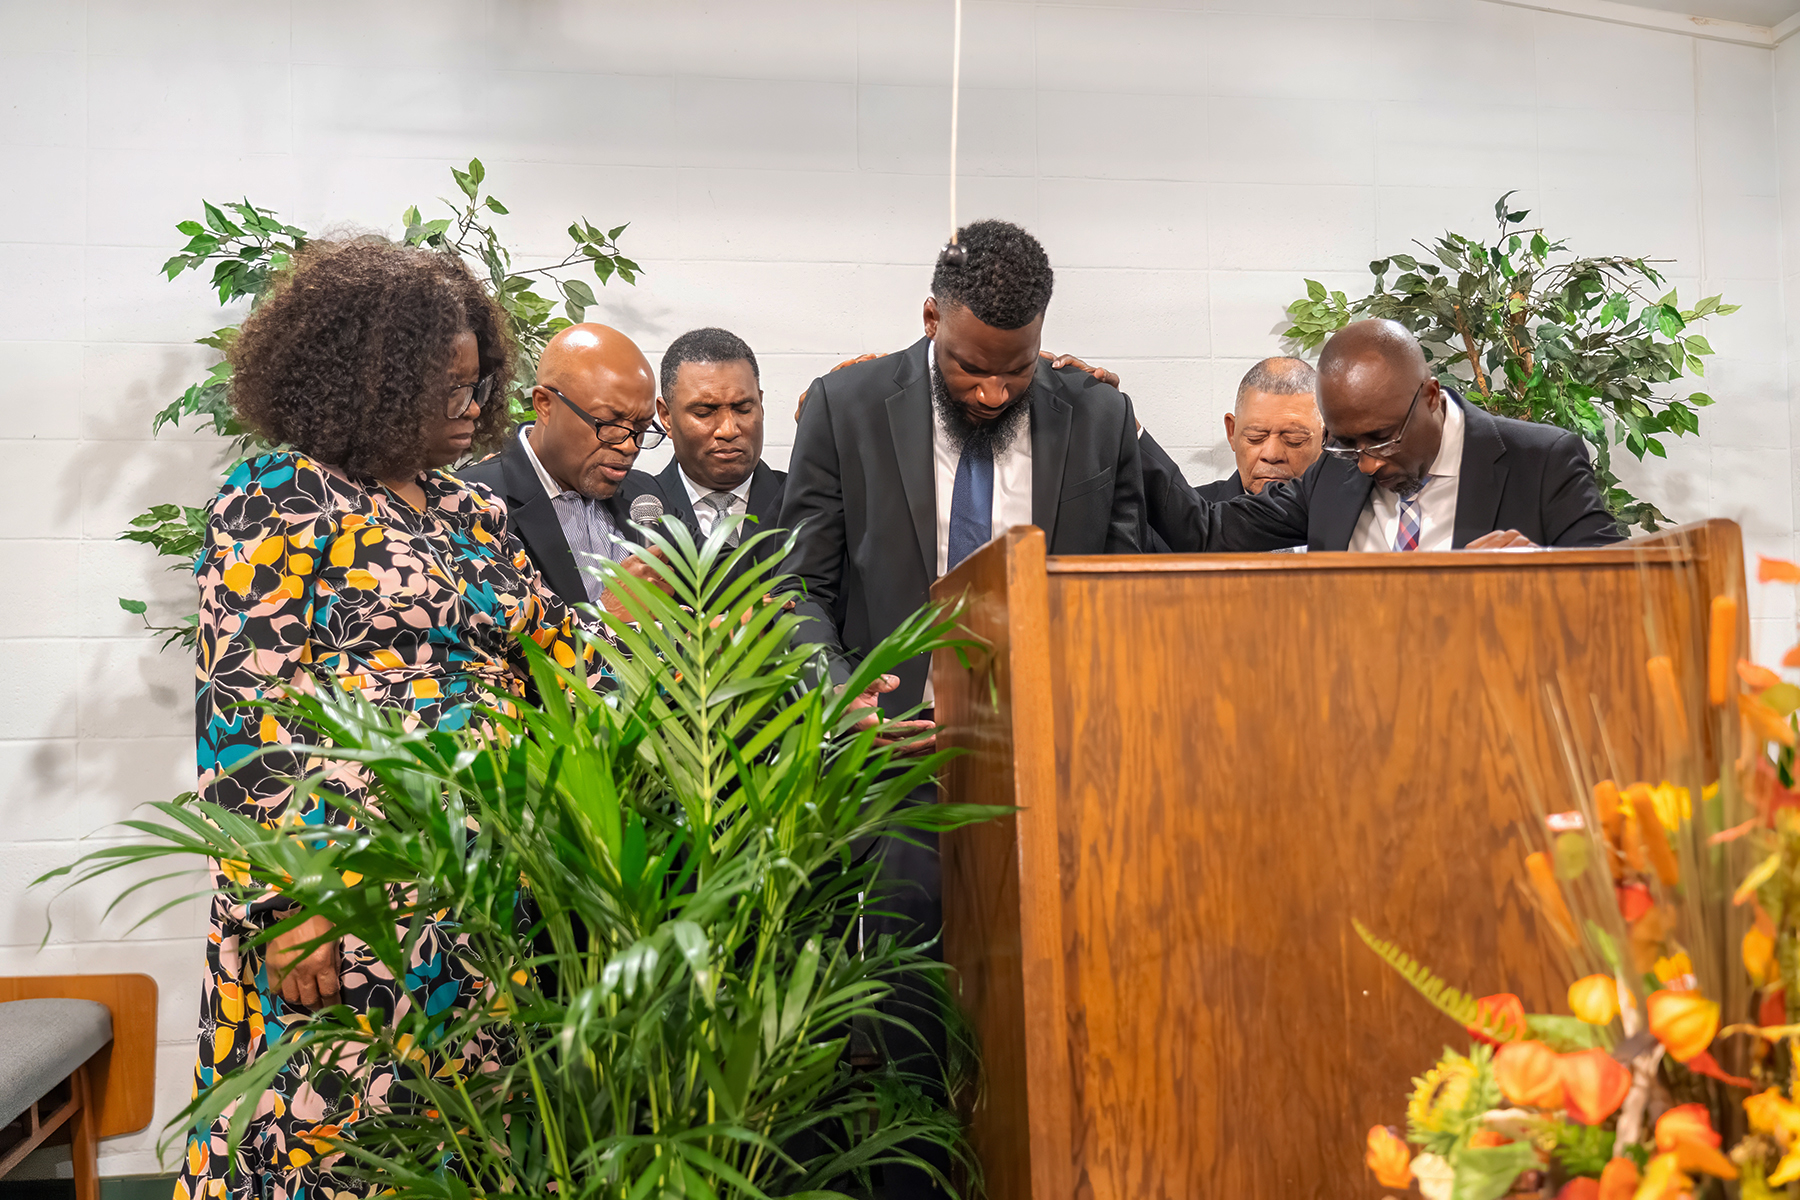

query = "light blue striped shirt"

[519,423,626,603]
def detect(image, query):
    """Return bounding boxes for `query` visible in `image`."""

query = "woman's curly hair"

[228,237,517,479]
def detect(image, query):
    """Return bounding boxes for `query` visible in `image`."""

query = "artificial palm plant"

[46,520,994,1199]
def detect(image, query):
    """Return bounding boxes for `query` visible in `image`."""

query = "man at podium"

[1157,319,1623,552]
[780,219,1144,714]
[779,219,1144,1200]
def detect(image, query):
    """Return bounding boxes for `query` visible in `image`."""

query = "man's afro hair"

[930,218,1054,330]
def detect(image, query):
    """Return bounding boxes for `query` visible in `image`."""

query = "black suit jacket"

[780,337,1144,711]
[457,425,661,606]
[1138,429,1245,551]
[1157,389,1623,552]
[1195,472,1246,503]
[653,458,789,565]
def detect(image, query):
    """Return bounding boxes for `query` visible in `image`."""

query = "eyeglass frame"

[447,373,498,420]
[1320,378,1429,464]
[541,385,668,450]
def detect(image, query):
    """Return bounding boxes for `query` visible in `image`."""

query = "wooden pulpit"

[929,521,1746,1200]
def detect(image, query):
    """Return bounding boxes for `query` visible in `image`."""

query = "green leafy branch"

[1285,192,1740,533]
[119,159,639,647]
[400,157,641,420]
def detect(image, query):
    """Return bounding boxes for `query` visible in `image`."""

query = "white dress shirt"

[1348,393,1466,553]
[679,468,752,538]
[519,423,626,601]
[924,352,1033,705]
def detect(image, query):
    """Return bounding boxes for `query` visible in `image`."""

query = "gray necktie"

[697,490,741,546]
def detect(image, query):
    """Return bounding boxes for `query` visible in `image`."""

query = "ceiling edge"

[1483,0,1779,47]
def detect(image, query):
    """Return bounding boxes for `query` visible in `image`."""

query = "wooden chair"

[0,975,158,1200]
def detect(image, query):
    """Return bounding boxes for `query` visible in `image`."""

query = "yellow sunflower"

[1408,1052,1479,1134]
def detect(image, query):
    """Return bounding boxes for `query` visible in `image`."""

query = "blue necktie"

[946,444,994,571]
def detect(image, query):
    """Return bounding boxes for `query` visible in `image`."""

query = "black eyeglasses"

[544,386,667,449]
[1321,379,1427,464]
[447,373,497,419]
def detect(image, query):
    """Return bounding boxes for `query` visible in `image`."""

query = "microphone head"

[628,493,665,525]
[938,241,968,268]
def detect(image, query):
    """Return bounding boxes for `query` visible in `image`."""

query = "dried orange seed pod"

[1709,595,1737,705]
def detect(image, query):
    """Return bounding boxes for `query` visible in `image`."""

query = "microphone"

[629,494,664,526]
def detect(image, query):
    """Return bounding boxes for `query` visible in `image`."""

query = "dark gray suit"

[780,337,1145,712]
[1156,389,1623,552]
[457,425,661,606]
[780,336,1142,1200]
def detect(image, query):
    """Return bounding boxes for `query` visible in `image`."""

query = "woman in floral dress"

[178,239,604,1200]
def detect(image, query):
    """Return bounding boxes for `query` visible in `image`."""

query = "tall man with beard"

[782,218,1144,715]
[779,219,1143,1200]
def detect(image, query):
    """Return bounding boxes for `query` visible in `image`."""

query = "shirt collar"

[679,465,753,507]
[519,423,573,499]
[1426,388,1465,480]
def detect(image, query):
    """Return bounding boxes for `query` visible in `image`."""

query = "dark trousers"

[870,785,949,1200]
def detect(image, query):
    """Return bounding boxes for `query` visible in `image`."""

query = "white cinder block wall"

[1,0,1795,1176]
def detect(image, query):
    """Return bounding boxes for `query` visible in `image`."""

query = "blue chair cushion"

[0,999,113,1130]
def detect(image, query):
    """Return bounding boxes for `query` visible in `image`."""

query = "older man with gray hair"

[1139,356,1325,548]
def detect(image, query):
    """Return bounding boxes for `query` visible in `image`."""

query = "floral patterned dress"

[177,451,598,1200]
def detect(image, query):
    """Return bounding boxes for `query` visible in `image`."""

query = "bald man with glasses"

[460,322,672,610]
[1157,319,1622,552]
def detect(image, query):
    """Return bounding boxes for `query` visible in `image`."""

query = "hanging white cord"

[948,0,963,245]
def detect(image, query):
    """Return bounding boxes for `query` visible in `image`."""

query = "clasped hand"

[1464,529,1539,550]
[268,912,340,1007]
[843,672,937,755]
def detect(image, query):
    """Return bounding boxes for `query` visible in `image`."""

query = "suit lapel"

[1030,365,1073,548]
[744,461,786,556]
[1311,457,1375,552]
[656,460,704,539]
[746,461,784,527]
[502,431,587,601]
[1451,392,1507,549]
[886,342,938,581]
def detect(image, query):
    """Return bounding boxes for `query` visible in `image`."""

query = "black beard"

[930,360,1031,459]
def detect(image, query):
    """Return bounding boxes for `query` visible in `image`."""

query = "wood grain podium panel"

[933,522,1743,1200]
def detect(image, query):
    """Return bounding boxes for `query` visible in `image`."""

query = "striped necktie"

[697,490,741,546]
[1395,491,1422,552]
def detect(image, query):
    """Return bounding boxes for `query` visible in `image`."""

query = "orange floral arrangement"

[1357,556,1800,1199]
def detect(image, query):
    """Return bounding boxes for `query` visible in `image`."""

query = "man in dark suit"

[1140,356,1324,548]
[652,327,787,579]
[1157,319,1623,552]
[460,322,668,615]
[782,218,1143,716]
[780,219,1142,1200]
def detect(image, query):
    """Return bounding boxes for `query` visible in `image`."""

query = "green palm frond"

[48,508,1004,1199]
[1352,918,1497,1035]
